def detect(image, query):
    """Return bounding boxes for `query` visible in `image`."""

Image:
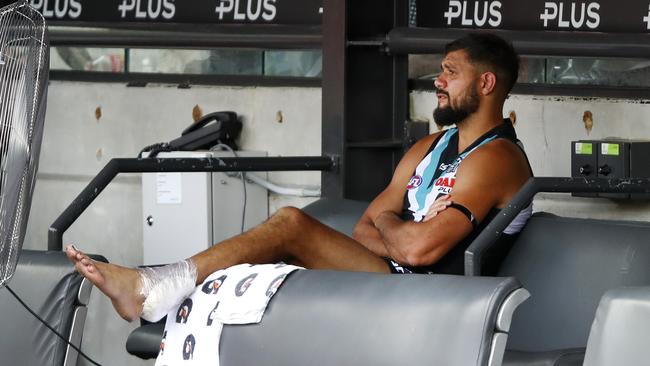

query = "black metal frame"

[464,177,650,276]
[320,0,346,198]
[385,27,650,58]
[399,27,650,99]
[321,0,411,200]
[410,80,650,100]
[49,23,323,87]
[398,28,650,98]
[47,156,335,251]
[49,24,322,49]
[50,70,321,88]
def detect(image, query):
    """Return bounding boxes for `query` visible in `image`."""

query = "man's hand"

[422,195,452,222]
[372,208,463,267]
[352,134,442,258]
[373,210,410,263]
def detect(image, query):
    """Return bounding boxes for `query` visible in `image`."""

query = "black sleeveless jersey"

[395,119,532,275]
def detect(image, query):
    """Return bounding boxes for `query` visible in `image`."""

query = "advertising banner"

[417,0,650,33]
[1,0,322,25]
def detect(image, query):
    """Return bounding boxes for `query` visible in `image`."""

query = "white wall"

[411,91,650,221]
[24,81,321,366]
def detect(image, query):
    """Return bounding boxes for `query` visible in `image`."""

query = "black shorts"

[383,258,413,274]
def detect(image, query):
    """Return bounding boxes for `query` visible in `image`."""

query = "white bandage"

[138,259,198,322]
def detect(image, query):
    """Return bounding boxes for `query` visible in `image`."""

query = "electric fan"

[0,1,48,288]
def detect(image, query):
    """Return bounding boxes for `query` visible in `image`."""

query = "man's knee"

[270,207,317,249]
[273,206,310,227]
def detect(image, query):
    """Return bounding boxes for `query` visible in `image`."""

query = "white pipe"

[209,145,321,197]
[245,173,321,197]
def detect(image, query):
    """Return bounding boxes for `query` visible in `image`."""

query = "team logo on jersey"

[434,177,456,189]
[235,273,258,297]
[201,275,227,294]
[434,176,456,195]
[407,175,423,190]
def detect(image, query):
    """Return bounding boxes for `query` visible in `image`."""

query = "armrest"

[126,323,166,359]
[465,177,650,276]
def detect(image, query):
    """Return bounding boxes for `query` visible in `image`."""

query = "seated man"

[66,33,532,322]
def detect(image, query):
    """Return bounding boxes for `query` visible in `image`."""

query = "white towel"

[154,263,302,365]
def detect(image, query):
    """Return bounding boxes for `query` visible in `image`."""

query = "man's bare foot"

[65,245,144,322]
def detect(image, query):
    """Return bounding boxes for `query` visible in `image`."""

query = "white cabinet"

[142,151,268,265]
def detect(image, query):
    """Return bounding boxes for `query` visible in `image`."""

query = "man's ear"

[479,72,497,95]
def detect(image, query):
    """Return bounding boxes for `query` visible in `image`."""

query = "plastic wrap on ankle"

[138,259,197,322]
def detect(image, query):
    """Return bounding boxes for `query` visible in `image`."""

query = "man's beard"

[433,87,480,127]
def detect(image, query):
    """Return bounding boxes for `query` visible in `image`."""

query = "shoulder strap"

[422,128,457,157]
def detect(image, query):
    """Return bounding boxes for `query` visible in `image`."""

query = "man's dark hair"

[445,33,519,95]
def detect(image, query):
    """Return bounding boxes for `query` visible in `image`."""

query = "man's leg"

[191,206,391,281]
[66,207,391,321]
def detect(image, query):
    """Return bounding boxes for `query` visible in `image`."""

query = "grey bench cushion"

[499,213,650,353]
[0,250,104,366]
[220,271,523,366]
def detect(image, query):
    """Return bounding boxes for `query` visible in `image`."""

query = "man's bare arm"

[374,206,474,266]
[354,194,452,257]
[373,139,531,267]
[353,213,391,256]
[352,134,439,256]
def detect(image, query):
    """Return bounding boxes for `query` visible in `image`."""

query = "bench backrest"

[583,286,650,366]
[499,213,650,352]
[220,270,526,366]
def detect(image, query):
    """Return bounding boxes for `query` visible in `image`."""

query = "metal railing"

[49,24,322,49]
[384,27,650,58]
[47,156,336,251]
[465,177,650,276]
